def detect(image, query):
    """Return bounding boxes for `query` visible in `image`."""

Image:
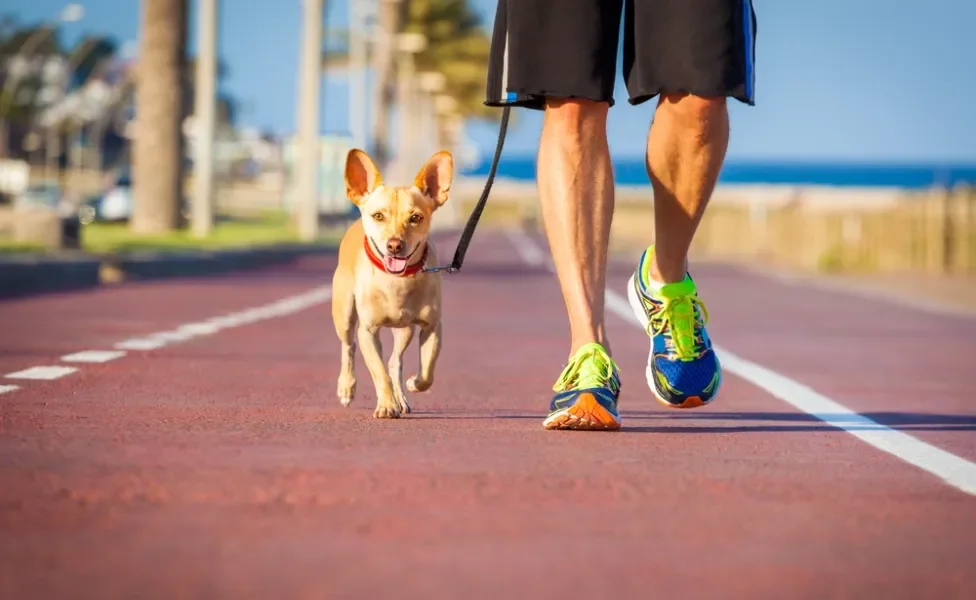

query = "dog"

[331,148,453,419]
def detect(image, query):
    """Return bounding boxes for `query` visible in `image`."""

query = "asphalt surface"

[1,227,975,599]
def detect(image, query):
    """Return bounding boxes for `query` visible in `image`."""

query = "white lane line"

[115,337,169,351]
[61,350,128,363]
[151,330,199,343]
[709,351,976,496]
[5,366,79,380]
[503,229,548,268]
[505,228,976,497]
[5,286,334,394]
[113,285,333,353]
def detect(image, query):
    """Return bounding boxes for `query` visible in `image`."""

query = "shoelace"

[552,345,619,392]
[646,294,710,362]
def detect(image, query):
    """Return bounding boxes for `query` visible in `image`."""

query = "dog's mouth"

[383,254,409,274]
[369,237,423,274]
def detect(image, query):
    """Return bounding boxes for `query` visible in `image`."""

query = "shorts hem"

[484,89,616,112]
[628,87,756,107]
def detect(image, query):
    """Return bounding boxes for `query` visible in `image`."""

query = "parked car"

[79,170,190,225]
[13,181,83,248]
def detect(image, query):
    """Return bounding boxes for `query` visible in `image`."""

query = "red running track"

[1,228,975,599]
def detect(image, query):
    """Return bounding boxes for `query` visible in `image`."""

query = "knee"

[543,98,609,131]
[657,94,727,127]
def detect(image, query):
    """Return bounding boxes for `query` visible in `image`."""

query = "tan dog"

[331,148,453,419]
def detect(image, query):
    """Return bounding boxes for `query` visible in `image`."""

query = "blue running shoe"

[542,342,622,430]
[626,245,721,408]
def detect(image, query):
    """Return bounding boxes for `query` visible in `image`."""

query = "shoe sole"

[626,273,712,410]
[542,392,621,431]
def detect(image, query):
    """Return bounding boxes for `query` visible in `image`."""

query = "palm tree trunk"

[131,0,188,234]
[369,0,404,170]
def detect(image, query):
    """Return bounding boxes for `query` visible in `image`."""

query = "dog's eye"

[371,212,384,222]
[409,214,423,224]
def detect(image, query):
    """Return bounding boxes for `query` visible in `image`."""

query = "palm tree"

[66,36,118,86]
[83,49,238,176]
[324,0,496,169]
[403,0,494,121]
[0,22,65,159]
[51,35,119,171]
[130,0,188,234]
[368,0,404,170]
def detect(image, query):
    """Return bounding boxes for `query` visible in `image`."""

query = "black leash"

[423,105,511,274]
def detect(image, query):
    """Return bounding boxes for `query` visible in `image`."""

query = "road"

[1,227,975,599]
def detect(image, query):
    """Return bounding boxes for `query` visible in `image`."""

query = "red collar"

[363,236,428,277]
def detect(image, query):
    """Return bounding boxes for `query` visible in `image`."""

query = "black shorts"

[484,0,757,110]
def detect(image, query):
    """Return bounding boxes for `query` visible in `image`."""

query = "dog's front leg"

[407,321,441,393]
[388,326,415,415]
[357,323,401,419]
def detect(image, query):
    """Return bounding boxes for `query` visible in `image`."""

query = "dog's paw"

[406,375,432,393]
[373,404,402,419]
[337,381,356,406]
[391,385,412,414]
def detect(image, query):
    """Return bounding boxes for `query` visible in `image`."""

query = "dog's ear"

[413,150,453,207]
[345,149,383,206]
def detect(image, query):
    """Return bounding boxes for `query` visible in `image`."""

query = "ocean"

[460,156,976,189]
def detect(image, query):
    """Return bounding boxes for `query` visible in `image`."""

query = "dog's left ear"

[345,149,383,206]
[413,150,453,207]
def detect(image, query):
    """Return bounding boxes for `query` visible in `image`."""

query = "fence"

[686,185,975,275]
[455,183,976,276]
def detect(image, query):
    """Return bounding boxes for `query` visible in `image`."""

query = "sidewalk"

[735,264,976,317]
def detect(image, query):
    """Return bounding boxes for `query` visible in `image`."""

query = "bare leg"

[628,93,729,411]
[537,98,615,356]
[406,321,441,393]
[357,324,400,419]
[645,94,730,284]
[388,326,415,414]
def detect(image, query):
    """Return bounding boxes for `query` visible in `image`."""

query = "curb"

[0,243,335,300]
[0,253,102,298]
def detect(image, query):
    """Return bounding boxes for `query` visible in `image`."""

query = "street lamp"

[348,0,369,151]
[416,70,446,157]
[393,31,426,183]
[429,89,463,227]
[433,94,463,166]
[191,0,218,238]
[295,0,324,242]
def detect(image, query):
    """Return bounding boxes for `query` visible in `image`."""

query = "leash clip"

[421,264,459,274]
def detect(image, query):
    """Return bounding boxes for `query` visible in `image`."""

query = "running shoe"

[626,245,721,408]
[543,342,622,430]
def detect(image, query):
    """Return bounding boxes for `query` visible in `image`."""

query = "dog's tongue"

[384,255,408,272]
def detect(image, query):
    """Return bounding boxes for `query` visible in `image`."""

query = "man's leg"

[536,98,621,430]
[624,0,757,408]
[484,0,625,430]
[646,95,729,285]
[537,99,614,356]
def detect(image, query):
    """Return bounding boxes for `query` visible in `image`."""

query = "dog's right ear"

[345,149,383,206]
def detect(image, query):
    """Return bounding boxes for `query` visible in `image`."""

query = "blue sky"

[7,0,976,163]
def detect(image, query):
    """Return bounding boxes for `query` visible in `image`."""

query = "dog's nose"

[386,238,405,255]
